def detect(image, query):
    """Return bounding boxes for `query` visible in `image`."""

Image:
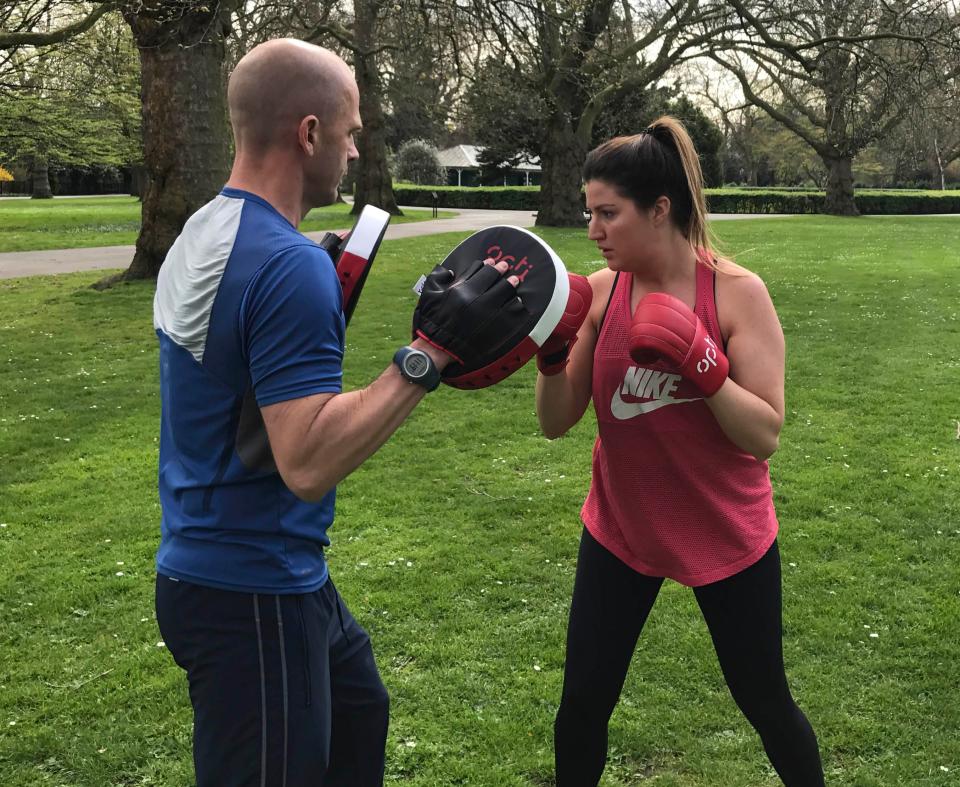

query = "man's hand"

[414,258,521,364]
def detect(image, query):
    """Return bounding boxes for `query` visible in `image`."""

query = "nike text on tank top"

[581,256,778,586]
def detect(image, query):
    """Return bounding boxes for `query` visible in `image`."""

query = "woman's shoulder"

[588,266,618,286]
[715,256,771,301]
[586,267,619,328]
[713,255,780,342]
[587,266,619,304]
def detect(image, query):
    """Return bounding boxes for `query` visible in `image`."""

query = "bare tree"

[305,0,469,215]
[710,0,960,214]
[0,0,118,49]
[465,0,736,226]
[875,67,960,189]
[919,53,960,188]
[342,0,398,214]
[687,60,826,186]
[99,0,238,284]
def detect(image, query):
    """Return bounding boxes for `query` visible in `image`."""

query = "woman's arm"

[708,271,785,460]
[535,269,611,439]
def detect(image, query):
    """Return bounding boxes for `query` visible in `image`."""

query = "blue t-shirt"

[153,187,344,593]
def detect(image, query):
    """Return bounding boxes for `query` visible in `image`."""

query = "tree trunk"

[533,0,614,227]
[30,157,52,199]
[818,52,859,216]
[351,0,400,216]
[536,111,587,227]
[822,155,858,216]
[130,164,149,200]
[103,2,236,286]
[933,136,946,190]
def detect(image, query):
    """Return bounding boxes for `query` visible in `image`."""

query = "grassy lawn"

[0,216,958,786]
[0,196,455,253]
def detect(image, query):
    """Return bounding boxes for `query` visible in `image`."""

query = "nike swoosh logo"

[610,388,699,420]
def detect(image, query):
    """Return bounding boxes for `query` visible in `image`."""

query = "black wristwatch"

[393,346,441,392]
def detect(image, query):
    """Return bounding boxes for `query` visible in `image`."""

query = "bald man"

[152,39,514,786]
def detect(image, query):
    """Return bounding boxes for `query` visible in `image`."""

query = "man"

[152,39,517,786]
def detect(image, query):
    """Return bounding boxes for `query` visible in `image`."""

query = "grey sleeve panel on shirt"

[154,194,245,363]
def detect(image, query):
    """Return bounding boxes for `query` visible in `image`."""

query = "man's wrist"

[410,337,453,371]
[393,346,442,392]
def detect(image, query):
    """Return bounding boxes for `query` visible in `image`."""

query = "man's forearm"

[290,365,427,500]
[267,339,449,502]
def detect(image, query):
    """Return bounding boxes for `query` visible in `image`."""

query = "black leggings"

[554,529,824,787]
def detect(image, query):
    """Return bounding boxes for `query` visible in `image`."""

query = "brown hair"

[583,116,719,266]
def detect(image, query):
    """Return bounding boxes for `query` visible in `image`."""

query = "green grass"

[0,196,455,253]
[1,216,959,785]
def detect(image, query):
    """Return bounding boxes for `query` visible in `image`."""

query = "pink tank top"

[581,259,778,586]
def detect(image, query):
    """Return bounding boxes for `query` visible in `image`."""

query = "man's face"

[307,80,361,208]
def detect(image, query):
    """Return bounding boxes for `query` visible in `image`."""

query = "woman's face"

[584,179,658,270]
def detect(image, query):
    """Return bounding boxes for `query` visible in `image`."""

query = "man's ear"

[651,195,672,227]
[298,115,320,155]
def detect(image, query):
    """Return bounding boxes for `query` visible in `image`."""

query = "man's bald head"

[228,39,355,153]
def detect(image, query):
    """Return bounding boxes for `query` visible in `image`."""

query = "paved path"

[0,206,786,279]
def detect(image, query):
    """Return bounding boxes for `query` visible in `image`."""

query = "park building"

[437,145,542,188]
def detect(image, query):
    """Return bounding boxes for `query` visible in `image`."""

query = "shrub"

[395,140,446,186]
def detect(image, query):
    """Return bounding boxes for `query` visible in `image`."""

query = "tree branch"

[708,51,832,158]
[0,1,119,49]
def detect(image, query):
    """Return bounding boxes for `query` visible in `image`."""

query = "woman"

[536,117,825,786]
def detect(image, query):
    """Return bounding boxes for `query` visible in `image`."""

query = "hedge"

[392,185,960,215]
[394,185,540,211]
[705,188,960,215]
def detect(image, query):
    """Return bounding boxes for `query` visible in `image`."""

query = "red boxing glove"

[537,273,593,376]
[629,292,728,396]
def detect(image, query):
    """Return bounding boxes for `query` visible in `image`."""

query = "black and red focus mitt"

[412,225,570,389]
[317,204,391,326]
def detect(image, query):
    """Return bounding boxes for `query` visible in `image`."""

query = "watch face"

[403,352,430,378]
